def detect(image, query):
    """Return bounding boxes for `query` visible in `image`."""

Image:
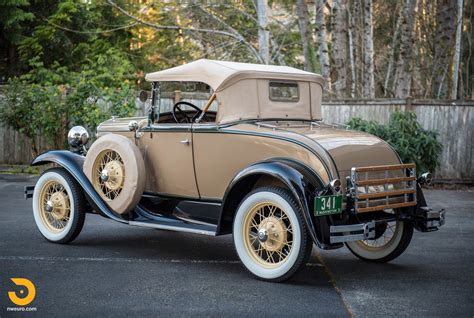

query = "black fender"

[32,150,127,223]
[217,158,342,249]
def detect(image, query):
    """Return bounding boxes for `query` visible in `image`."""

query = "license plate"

[314,195,342,216]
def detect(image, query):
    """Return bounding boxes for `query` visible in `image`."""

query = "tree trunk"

[257,0,270,64]
[296,0,317,72]
[451,0,463,99]
[362,0,375,98]
[430,0,457,98]
[348,6,356,98]
[352,0,363,97]
[393,0,418,98]
[315,0,331,93]
[384,5,403,97]
[332,0,349,98]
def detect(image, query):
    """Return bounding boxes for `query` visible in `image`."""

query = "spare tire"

[83,133,145,215]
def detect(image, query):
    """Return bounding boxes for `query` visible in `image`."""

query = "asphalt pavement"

[0,174,472,317]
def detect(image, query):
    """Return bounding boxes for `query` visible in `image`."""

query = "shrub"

[347,111,443,175]
[0,78,137,157]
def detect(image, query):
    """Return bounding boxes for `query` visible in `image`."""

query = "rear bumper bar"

[329,221,376,244]
[415,207,446,232]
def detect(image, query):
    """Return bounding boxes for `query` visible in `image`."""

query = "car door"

[140,124,199,198]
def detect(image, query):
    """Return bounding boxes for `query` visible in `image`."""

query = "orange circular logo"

[8,278,36,306]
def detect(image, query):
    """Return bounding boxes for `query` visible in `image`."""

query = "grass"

[0,164,42,175]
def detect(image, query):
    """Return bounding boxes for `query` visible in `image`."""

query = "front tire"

[233,187,313,282]
[32,168,86,244]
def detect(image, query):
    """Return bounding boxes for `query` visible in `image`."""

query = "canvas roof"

[145,59,323,91]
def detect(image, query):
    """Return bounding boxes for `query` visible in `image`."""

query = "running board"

[128,219,217,236]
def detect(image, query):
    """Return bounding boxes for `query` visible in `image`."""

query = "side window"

[269,81,299,102]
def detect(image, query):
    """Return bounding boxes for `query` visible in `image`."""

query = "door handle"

[180,139,190,145]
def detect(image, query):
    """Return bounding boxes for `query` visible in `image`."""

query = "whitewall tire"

[83,133,145,215]
[345,220,414,263]
[233,187,313,282]
[33,168,86,244]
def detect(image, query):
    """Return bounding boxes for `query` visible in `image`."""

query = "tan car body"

[97,119,400,201]
[96,59,402,202]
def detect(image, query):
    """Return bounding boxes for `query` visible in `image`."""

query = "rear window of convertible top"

[269,81,299,102]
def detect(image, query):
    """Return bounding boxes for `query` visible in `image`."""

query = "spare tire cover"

[83,133,145,214]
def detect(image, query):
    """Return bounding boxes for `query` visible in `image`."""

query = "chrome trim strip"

[128,221,216,236]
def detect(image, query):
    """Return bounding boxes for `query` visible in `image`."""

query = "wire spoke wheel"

[38,180,71,233]
[243,202,294,268]
[357,221,397,249]
[33,168,86,244]
[346,208,414,263]
[92,150,125,201]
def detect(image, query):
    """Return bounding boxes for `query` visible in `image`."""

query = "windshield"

[156,81,217,114]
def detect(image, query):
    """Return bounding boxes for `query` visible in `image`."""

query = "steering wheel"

[172,101,209,124]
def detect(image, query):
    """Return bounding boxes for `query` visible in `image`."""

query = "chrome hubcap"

[45,200,53,213]
[100,169,109,182]
[258,228,269,242]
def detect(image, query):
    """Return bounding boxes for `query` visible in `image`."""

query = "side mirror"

[139,90,149,103]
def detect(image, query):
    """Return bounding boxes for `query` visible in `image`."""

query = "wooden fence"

[1,95,473,182]
[321,99,473,182]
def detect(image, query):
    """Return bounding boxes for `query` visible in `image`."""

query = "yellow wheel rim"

[39,180,71,233]
[92,150,125,201]
[242,202,294,268]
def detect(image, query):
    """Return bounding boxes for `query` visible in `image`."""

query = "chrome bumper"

[24,185,34,199]
[329,221,376,244]
[417,206,446,231]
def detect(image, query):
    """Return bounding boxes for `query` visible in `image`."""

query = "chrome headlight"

[68,126,89,148]
[418,172,432,185]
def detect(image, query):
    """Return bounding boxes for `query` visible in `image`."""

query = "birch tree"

[257,0,270,64]
[362,0,375,98]
[296,0,317,72]
[348,4,356,98]
[384,5,403,97]
[315,0,331,93]
[451,0,463,99]
[393,0,418,98]
[332,0,349,98]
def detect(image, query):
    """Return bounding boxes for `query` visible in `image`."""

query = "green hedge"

[0,79,137,156]
[346,111,443,175]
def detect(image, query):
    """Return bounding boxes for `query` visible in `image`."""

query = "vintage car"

[26,59,445,282]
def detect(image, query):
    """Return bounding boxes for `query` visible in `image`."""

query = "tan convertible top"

[145,59,323,91]
[146,59,324,124]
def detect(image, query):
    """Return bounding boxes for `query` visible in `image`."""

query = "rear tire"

[233,186,313,282]
[32,168,86,244]
[345,220,414,263]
